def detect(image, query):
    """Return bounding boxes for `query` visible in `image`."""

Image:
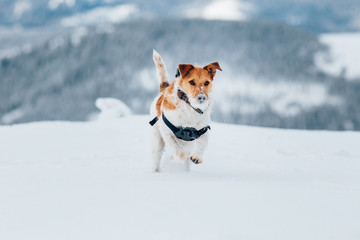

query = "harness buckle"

[160,113,210,142]
[175,127,197,141]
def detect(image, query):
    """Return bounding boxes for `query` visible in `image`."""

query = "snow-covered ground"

[1,115,360,239]
[316,32,360,80]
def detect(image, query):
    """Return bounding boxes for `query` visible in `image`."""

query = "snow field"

[1,115,360,239]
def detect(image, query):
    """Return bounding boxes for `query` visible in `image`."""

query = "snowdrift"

[1,115,360,240]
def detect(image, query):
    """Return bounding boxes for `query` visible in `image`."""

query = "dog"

[149,50,222,172]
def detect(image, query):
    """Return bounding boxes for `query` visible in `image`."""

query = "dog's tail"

[153,49,169,91]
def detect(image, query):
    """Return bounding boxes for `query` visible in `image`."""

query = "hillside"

[1,19,359,130]
[1,114,360,239]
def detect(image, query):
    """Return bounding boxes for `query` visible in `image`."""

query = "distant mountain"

[252,0,360,33]
[0,0,191,27]
[1,19,359,130]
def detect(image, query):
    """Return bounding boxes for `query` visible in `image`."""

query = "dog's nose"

[197,93,206,103]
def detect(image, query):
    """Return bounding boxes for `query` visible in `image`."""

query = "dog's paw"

[190,156,203,164]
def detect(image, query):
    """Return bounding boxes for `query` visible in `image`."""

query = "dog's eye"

[204,81,210,86]
[189,80,195,86]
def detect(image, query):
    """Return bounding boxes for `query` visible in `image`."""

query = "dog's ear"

[178,64,194,78]
[203,62,222,78]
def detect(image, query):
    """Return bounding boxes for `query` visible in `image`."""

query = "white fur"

[150,51,211,172]
[152,49,168,84]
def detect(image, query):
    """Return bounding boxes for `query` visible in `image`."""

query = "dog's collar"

[177,89,204,114]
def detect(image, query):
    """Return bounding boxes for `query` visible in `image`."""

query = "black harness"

[149,83,211,141]
[149,114,210,141]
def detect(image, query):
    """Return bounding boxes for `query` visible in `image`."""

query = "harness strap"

[149,116,158,126]
[149,114,210,141]
[162,113,180,133]
[162,113,210,141]
[177,89,204,114]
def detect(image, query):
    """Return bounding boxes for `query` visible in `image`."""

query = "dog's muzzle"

[197,93,207,103]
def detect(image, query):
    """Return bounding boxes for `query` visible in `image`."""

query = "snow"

[13,0,32,18]
[136,69,158,91]
[48,36,65,50]
[1,108,25,124]
[60,4,138,27]
[214,74,341,116]
[0,25,63,60]
[48,0,75,10]
[186,0,254,21]
[95,97,131,120]
[70,26,88,46]
[1,115,360,239]
[316,32,360,80]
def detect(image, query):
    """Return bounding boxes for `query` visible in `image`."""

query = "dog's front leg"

[167,137,191,172]
[160,128,187,159]
[189,133,209,165]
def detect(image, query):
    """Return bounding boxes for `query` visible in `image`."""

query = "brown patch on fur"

[166,82,175,94]
[156,95,164,116]
[170,151,185,161]
[156,83,176,116]
[203,62,222,78]
[160,81,169,90]
[178,64,194,78]
[163,96,176,111]
[178,152,185,159]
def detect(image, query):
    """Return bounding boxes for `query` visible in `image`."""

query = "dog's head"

[177,62,222,109]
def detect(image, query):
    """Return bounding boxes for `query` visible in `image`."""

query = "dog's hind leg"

[152,128,164,172]
[161,131,186,159]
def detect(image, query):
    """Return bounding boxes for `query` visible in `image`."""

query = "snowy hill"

[3,19,360,130]
[1,115,360,239]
